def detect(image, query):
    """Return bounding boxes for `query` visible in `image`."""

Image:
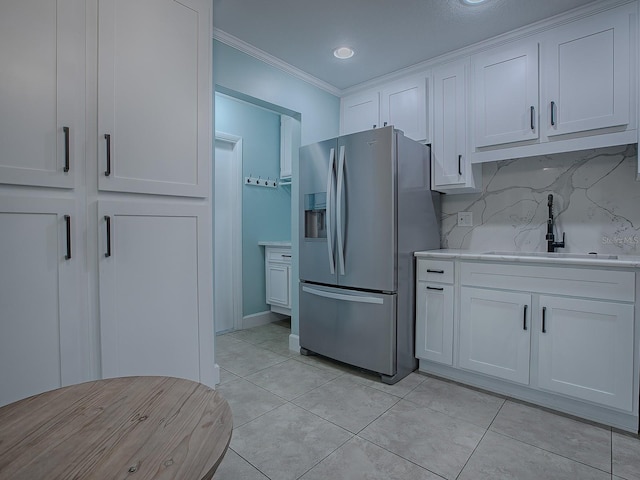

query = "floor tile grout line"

[352,431,447,479]
[225,445,273,479]
[292,433,356,480]
[487,429,615,476]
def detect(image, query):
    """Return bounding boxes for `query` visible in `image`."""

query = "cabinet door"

[266,263,291,308]
[473,41,539,147]
[341,91,380,135]
[98,201,214,387]
[433,61,468,187]
[98,0,210,197]
[0,197,82,406]
[0,0,84,188]
[543,8,630,137]
[460,287,531,384]
[380,75,427,142]
[415,281,454,365]
[537,296,634,411]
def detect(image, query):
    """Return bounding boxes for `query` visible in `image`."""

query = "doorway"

[214,132,243,334]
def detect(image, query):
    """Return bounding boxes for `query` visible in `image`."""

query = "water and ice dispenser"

[304,192,327,239]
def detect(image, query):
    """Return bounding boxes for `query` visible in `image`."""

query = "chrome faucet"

[546,194,565,252]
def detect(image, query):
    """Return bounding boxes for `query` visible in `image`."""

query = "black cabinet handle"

[383,121,388,126]
[104,134,111,177]
[542,306,547,333]
[104,215,112,258]
[530,106,535,130]
[64,215,71,260]
[458,155,462,175]
[523,304,528,330]
[550,102,556,126]
[63,127,70,173]
[282,254,292,258]
[373,124,377,128]
[427,286,444,291]
[427,269,444,274]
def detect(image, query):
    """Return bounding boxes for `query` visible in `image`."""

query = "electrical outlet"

[457,212,473,227]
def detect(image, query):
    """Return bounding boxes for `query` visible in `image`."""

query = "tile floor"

[213,320,640,480]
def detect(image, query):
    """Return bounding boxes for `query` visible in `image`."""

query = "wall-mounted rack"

[245,175,278,188]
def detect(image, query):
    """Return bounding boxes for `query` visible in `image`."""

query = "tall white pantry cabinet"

[0,0,215,407]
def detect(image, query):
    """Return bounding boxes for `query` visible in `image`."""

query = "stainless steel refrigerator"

[299,126,441,384]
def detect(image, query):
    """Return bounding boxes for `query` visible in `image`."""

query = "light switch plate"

[458,211,473,227]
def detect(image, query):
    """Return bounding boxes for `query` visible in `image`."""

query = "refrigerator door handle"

[326,148,336,274]
[302,285,383,305]
[336,145,346,275]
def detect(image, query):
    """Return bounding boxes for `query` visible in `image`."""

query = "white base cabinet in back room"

[264,246,292,316]
[0,196,83,407]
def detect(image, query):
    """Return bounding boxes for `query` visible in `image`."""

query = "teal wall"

[215,94,291,316]
[213,40,341,336]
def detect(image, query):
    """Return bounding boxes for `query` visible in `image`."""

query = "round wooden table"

[0,376,232,479]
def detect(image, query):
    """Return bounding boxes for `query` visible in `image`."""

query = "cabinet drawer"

[417,259,454,284]
[267,249,292,264]
[461,262,635,302]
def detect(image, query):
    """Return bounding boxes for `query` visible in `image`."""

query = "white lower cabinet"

[0,196,83,406]
[264,246,292,315]
[415,259,455,365]
[415,256,639,431]
[537,295,635,411]
[459,287,531,385]
[98,201,214,386]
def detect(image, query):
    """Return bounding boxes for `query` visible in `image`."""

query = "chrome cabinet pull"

[530,106,535,130]
[63,127,70,173]
[64,215,71,260]
[104,134,112,177]
[104,215,112,258]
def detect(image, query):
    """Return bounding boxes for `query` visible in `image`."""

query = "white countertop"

[414,248,640,268]
[258,241,291,248]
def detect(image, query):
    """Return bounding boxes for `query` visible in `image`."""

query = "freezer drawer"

[299,283,397,376]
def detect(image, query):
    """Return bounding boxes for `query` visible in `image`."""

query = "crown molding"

[213,28,342,97]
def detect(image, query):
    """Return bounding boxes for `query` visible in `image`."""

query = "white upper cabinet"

[473,41,540,148]
[542,7,630,138]
[432,59,481,192]
[341,75,427,142]
[341,91,380,135]
[380,75,427,142]
[0,0,84,189]
[98,0,210,197]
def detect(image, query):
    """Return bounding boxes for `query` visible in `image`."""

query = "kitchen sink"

[483,251,619,260]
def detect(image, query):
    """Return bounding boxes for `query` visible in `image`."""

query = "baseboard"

[242,310,284,329]
[289,334,300,354]
[212,363,221,386]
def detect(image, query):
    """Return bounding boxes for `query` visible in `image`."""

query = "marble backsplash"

[440,144,640,255]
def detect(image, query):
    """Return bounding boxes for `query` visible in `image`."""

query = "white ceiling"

[213,0,598,92]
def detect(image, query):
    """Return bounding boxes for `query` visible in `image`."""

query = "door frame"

[214,131,243,332]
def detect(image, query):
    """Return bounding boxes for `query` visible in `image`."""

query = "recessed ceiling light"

[333,47,354,59]
[461,0,487,4]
